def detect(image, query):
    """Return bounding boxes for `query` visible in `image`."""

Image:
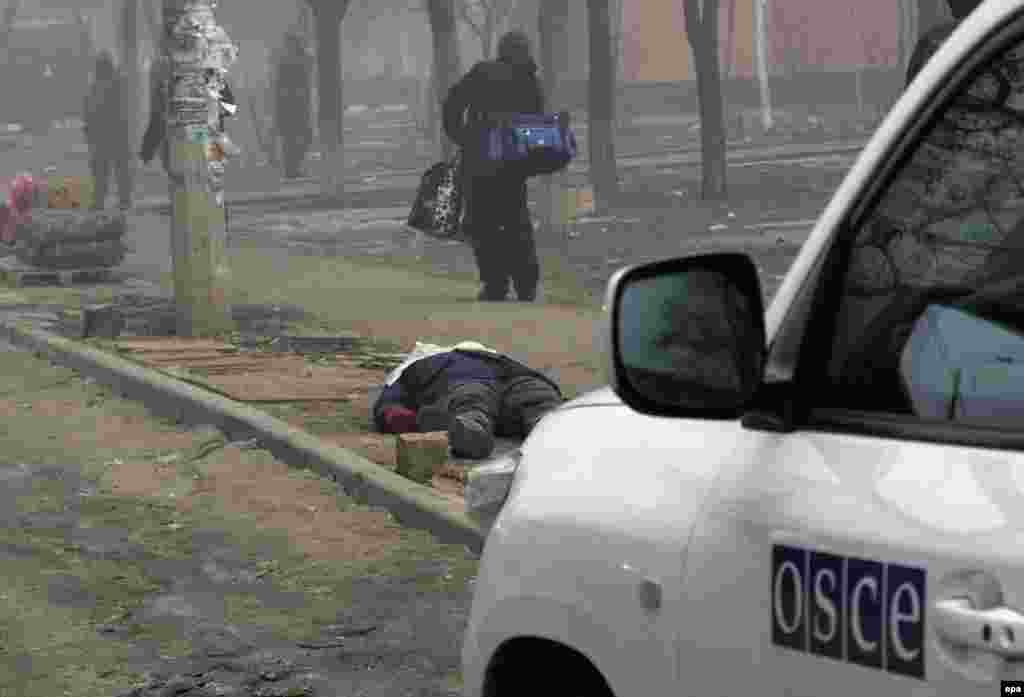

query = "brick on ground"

[395,431,449,485]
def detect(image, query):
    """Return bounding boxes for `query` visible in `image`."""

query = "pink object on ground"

[3,174,36,244]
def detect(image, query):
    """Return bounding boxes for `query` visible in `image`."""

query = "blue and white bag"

[478,112,577,178]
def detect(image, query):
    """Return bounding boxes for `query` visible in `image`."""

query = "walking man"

[442,30,546,302]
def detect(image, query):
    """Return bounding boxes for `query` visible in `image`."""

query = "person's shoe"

[449,412,495,459]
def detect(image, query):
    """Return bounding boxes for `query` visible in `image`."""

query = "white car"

[461,1,1024,695]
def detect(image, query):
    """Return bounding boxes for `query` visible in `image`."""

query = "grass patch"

[222,243,604,397]
[0,578,145,697]
[220,527,478,642]
[0,346,477,684]
[226,242,597,315]
[261,400,370,436]
[0,516,184,697]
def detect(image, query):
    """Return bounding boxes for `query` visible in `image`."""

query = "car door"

[678,6,1024,697]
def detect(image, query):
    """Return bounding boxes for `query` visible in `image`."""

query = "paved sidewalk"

[130,137,868,213]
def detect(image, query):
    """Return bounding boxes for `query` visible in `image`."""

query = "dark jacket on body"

[371,349,561,432]
[441,56,546,155]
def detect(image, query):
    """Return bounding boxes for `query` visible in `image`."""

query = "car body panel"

[463,401,736,696]
[681,429,1024,696]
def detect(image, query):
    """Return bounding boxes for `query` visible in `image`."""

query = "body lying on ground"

[372,341,564,460]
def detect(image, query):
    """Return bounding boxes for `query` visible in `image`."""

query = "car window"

[824,36,1024,425]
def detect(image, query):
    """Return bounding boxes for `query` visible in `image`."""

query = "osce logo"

[771,544,926,680]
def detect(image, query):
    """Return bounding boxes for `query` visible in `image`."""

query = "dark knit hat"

[497,30,533,64]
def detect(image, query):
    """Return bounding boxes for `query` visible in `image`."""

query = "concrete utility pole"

[161,0,236,337]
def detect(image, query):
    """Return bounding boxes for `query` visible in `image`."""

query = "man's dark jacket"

[371,349,562,432]
[442,56,546,157]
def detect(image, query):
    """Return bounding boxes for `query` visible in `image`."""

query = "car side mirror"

[606,252,767,418]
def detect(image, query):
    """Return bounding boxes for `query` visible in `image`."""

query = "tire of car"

[483,639,615,697]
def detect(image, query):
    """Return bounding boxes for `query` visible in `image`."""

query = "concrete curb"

[0,322,486,555]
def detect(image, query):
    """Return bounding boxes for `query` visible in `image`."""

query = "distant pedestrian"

[140,57,171,176]
[83,52,133,211]
[905,0,982,85]
[442,30,546,302]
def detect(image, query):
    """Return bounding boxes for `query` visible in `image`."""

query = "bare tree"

[898,0,918,71]
[609,0,627,128]
[120,0,140,196]
[587,0,618,209]
[683,0,728,201]
[304,0,353,200]
[0,0,19,58]
[916,0,949,34]
[536,0,571,249]
[426,0,462,160]
[723,0,737,78]
[455,0,518,59]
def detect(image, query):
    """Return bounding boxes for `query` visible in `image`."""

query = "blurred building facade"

[621,0,904,83]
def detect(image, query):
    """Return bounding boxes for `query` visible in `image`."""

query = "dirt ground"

[0,344,473,697]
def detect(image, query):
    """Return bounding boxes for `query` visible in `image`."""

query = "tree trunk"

[753,0,773,131]
[724,0,737,78]
[916,0,946,34]
[308,1,349,201]
[426,0,462,160]
[537,0,571,250]
[0,0,19,64]
[898,0,918,72]
[610,0,626,129]
[120,0,140,201]
[684,0,728,201]
[482,7,494,59]
[587,0,618,210]
[0,0,17,36]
